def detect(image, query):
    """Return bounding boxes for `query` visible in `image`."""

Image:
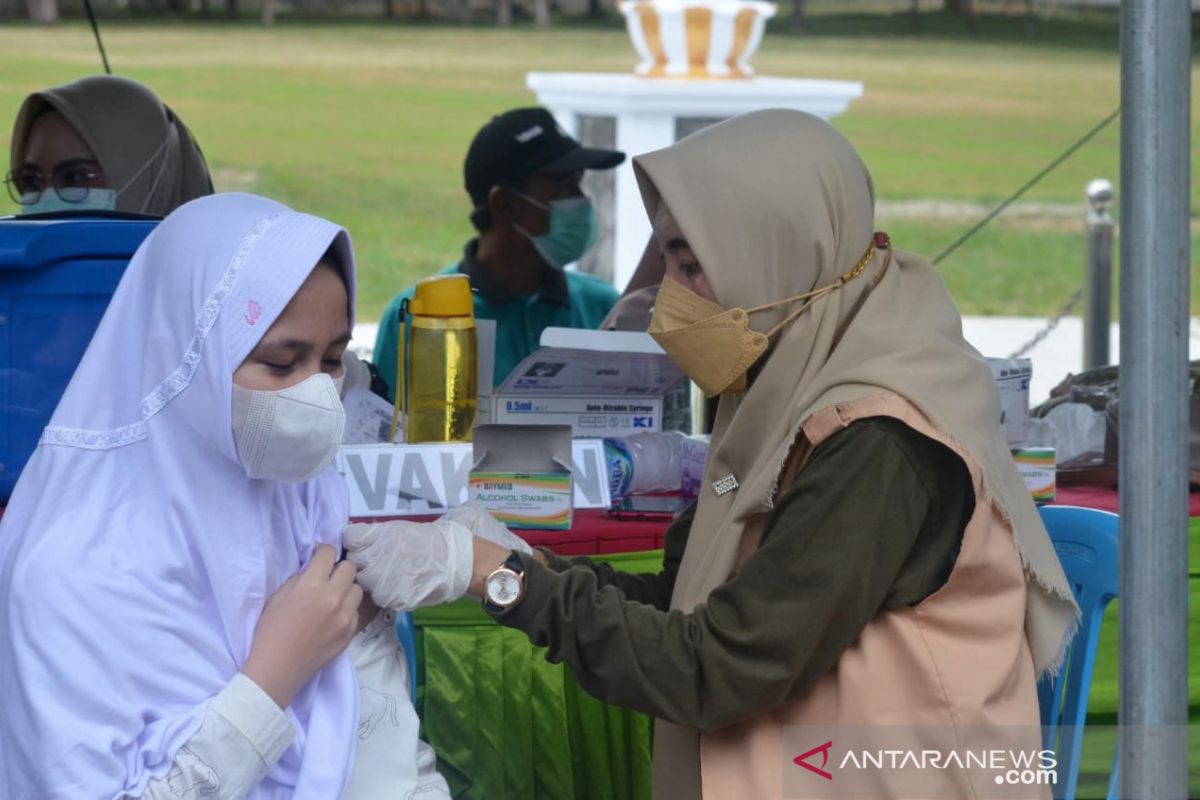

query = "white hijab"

[0,193,359,798]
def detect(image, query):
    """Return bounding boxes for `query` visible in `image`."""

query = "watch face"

[486,569,522,607]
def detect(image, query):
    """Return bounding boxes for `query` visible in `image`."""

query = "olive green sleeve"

[537,505,695,611]
[490,418,971,731]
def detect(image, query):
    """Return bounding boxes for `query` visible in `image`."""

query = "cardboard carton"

[469,424,574,529]
[1013,447,1056,504]
[987,357,1033,447]
[486,328,685,438]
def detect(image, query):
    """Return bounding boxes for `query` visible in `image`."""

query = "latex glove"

[340,348,373,398]
[344,517,473,611]
[440,502,533,556]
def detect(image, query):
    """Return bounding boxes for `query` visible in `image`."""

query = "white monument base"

[527,71,864,290]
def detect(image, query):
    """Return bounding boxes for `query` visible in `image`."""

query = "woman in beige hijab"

[348,109,1079,800]
[7,75,212,216]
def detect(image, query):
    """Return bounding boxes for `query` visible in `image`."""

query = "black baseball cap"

[464,107,625,207]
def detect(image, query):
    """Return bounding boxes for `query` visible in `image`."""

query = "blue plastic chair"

[1036,505,1120,800]
[395,611,418,705]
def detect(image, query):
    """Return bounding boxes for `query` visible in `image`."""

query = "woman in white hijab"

[0,193,449,799]
[347,110,1080,800]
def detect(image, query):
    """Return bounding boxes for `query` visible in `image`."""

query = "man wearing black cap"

[373,107,625,398]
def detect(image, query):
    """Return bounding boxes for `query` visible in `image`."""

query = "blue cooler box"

[0,217,157,500]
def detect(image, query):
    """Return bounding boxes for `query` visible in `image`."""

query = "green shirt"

[491,417,973,731]
[372,240,619,400]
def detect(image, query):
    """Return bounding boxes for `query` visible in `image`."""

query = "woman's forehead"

[278,264,347,319]
[652,205,684,238]
[23,109,97,166]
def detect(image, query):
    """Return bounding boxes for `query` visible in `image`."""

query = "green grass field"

[1,16,1197,320]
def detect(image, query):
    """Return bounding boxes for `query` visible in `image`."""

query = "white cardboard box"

[487,328,685,438]
[337,438,611,518]
[469,424,574,530]
[492,396,662,437]
[987,357,1033,447]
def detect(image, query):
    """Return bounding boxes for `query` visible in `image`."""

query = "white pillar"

[550,109,578,138]
[613,111,675,289]
[527,72,863,291]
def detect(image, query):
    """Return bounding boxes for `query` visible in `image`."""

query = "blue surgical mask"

[513,190,597,270]
[20,189,117,215]
[18,132,172,216]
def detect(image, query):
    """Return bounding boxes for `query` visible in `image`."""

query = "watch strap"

[503,550,525,575]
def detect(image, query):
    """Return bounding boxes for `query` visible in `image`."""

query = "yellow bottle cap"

[410,274,474,318]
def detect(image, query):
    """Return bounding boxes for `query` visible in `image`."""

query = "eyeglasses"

[5,160,107,205]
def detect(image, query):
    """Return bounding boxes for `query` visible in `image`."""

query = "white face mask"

[231,372,346,482]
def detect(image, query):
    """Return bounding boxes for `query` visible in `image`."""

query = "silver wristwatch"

[483,551,526,613]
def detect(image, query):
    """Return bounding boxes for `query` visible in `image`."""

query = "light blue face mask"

[513,190,598,270]
[20,189,117,215]
[18,132,172,216]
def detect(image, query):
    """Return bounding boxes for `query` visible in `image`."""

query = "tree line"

[10,0,1071,32]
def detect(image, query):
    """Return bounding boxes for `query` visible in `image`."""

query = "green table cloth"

[412,550,663,800]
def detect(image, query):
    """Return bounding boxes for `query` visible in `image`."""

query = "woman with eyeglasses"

[7,75,212,216]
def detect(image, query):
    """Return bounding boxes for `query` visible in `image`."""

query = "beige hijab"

[635,106,1076,703]
[10,75,213,215]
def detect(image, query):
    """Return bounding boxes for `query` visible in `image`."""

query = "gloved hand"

[340,348,373,399]
[440,503,533,557]
[343,517,474,611]
[343,504,534,611]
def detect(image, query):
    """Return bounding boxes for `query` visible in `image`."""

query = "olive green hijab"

[11,75,213,215]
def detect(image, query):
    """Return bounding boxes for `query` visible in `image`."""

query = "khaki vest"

[664,394,1047,800]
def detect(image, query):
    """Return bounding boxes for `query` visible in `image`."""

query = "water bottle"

[390,275,478,443]
[605,431,709,501]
